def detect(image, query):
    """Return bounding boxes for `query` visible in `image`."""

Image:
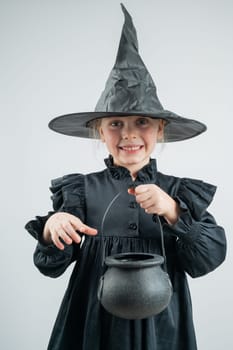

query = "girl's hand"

[43,212,98,250]
[128,184,180,225]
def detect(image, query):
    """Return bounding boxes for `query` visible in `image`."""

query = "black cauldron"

[97,252,172,319]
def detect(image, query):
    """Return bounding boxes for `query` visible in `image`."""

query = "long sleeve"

[164,177,226,278]
[25,174,86,278]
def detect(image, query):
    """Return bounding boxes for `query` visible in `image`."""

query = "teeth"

[122,146,141,151]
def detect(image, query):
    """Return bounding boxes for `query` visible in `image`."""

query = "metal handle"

[100,191,168,271]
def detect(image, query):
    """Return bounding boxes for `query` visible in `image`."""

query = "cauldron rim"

[105,252,164,268]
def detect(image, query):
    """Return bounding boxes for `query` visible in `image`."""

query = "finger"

[128,187,135,195]
[61,222,81,244]
[69,217,98,236]
[134,185,149,194]
[51,232,65,250]
[79,225,98,236]
[140,199,154,210]
[144,206,154,214]
[57,228,74,245]
[135,192,151,204]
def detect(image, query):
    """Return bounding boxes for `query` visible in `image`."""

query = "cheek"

[101,132,118,149]
[145,129,158,141]
[144,132,159,150]
[99,127,113,143]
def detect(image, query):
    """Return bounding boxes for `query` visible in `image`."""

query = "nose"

[121,123,137,140]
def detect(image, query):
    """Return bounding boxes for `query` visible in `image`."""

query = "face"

[99,115,164,176]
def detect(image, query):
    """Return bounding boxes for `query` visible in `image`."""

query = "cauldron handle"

[100,192,168,273]
[155,215,168,273]
[100,192,122,266]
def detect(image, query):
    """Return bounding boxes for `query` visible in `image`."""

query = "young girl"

[25,5,226,350]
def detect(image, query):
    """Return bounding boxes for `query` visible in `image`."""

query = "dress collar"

[104,155,158,183]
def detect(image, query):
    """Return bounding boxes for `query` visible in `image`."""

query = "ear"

[99,127,105,142]
[157,119,165,141]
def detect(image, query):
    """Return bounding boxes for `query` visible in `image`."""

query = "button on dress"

[25,157,226,350]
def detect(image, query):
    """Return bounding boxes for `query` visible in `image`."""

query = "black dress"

[25,158,226,350]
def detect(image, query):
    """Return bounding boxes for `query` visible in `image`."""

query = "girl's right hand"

[43,212,98,250]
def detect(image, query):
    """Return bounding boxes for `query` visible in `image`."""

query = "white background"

[1,0,232,349]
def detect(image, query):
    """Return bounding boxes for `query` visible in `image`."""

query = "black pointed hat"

[49,3,206,142]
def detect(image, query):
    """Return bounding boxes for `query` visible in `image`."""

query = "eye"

[109,120,123,128]
[136,118,150,127]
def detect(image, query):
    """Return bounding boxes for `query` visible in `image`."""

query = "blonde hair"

[87,118,102,139]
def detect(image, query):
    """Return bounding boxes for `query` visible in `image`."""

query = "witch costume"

[25,4,226,350]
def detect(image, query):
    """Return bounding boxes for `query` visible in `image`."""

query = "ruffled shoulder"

[176,177,217,219]
[50,173,85,212]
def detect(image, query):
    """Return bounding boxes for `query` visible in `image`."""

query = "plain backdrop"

[1,0,232,349]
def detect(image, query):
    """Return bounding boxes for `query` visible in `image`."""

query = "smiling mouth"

[119,145,143,152]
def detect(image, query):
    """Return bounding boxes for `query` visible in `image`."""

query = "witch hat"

[49,3,206,142]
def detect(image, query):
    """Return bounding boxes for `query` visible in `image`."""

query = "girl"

[25,5,226,350]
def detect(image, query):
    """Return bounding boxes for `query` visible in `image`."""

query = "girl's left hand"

[128,184,180,225]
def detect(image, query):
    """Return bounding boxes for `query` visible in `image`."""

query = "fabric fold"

[50,173,85,218]
[175,177,216,220]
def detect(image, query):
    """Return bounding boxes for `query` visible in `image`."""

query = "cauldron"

[97,192,173,319]
[97,252,172,319]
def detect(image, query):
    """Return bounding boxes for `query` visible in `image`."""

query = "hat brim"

[48,111,207,142]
